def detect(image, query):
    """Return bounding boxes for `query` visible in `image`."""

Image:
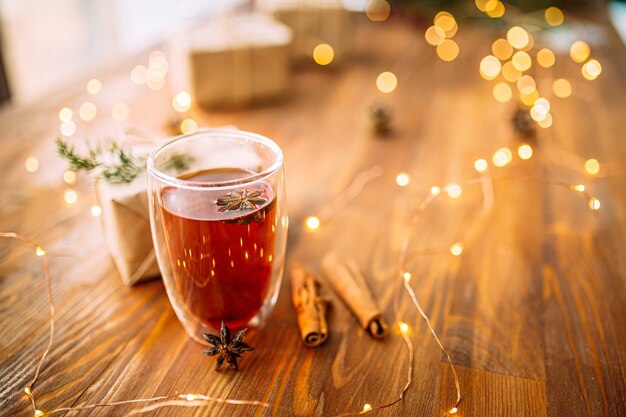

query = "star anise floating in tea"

[202,321,254,371]
[217,189,268,212]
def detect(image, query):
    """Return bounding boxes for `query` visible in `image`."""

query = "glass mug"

[147,129,287,343]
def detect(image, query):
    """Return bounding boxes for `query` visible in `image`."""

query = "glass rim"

[147,129,284,189]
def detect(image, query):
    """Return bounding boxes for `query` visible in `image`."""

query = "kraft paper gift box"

[258,0,354,62]
[186,13,293,108]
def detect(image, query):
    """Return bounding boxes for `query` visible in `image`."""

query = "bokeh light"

[569,41,590,63]
[545,7,564,26]
[480,55,502,80]
[536,48,555,68]
[425,26,446,46]
[502,61,522,82]
[492,38,513,60]
[60,120,76,136]
[396,172,410,186]
[430,186,441,196]
[366,0,391,22]
[91,205,102,217]
[507,26,530,50]
[59,107,73,122]
[434,12,457,37]
[589,197,601,210]
[63,170,77,185]
[305,216,320,230]
[446,184,462,198]
[474,158,488,172]
[492,82,512,103]
[517,75,536,95]
[475,0,497,12]
[584,158,600,175]
[552,79,572,98]
[130,65,148,85]
[180,119,198,134]
[519,90,540,107]
[537,113,553,128]
[493,148,512,167]
[172,91,192,112]
[450,243,463,256]
[487,1,505,18]
[436,39,460,62]
[25,156,39,173]
[518,144,533,160]
[64,189,78,205]
[376,71,398,93]
[79,102,97,121]
[582,59,602,80]
[313,43,334,65]
[86,78,102,95]
[512,51,532,71]
[112,102,131,121]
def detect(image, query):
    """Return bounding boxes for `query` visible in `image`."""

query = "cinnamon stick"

[321,252,387,339]
[290,263,329,347]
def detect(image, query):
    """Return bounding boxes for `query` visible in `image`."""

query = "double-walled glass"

[147,129,287,343]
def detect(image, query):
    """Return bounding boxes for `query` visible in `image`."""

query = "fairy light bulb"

[450,243,463,256]
[172,92,192,112]
[446,184,462,199]
[34,410,44,417]
[35,246,46,256]
[305,216,320,230]
[589,198,600,210]
[362,403,373,412]
[571,184,585,192]
[396,172,410,187]
[24,387,32,395]
[449,407,459,414]
[430,186,441,196]
[398,322,409,333]
[403,272,411,282]
[474,158,488,172]
[517,144,533,160]
[584,158,600,175]
[186,394,197,401]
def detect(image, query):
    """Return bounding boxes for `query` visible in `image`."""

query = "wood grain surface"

[1,12,626,417]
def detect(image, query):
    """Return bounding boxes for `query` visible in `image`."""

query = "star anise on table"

[202,321,254,371]
[216,189,268,212]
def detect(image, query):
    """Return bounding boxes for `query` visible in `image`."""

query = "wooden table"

[1,13,626,417]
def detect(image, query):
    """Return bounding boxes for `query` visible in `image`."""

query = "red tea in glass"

[160,168,277,330]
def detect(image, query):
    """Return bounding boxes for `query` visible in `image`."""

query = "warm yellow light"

[446,184,462,199]
[313,43,334,66]
[430,186,441,196]
[24,387,31,395]
[512,51,531,71]
[395,172,410,187]
[519,90,540,107]
[305,216,320,230]
[475,0,497,12]
[530,107,547,122]
[572,184,585,192]
[492,82,512,103]
[589,197,600,210]
[536,48,555,68]
[487,1,505,18]
[403,272,411,282]
[493,148,512,167]
[130,65,148,85]
[172,91,192,112]
[534,97,550,113]
[376,71,397,93]
[63,170,77,185]
[91,205,102,217]
[449,407,459,414]
[584,158,600,175]
[366,0,391,21]
[530,98,550,122]
[518,144,533,160]
[112,102,131,121]
[148,55,169,78]
[450,243,463,256]
[86,78,102,95]
[569,41,590,63]
[474,158,488,172]
[537,113,553,128]
[552,79,572,98]
[25,157,39,173]
[79,102,97,121]
[362,403,373,412]
[492,39,513,60]
[398,322,409,333]
[479,55,501,80]
[34,410,44,417]
[582,59,602,80]
[436,39,460,62]
[59,107,73,122]
[502,61,522,82]
[186,394,197,401]
[516,75,536,94]
[35,246,45,257]
[425,25,446,46]
[64,189,78,205]
[146,76,166,91]
[507,26,529,49]
[545,7,564,26]
[434,13,457,35]
[60,121,76,137]
[180,119,198,134]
